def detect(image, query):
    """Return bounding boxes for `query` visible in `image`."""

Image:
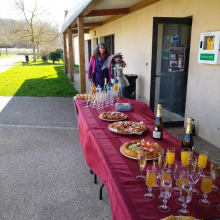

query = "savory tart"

[121,139,163,159]
[76,93,87,99]
[99,111,127,121]
[108,121,146,134]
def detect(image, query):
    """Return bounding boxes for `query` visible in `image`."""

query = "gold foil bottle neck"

[156,104,162,117]
[186,117,192,133]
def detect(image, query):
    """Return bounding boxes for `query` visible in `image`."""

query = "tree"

[12,0,59,62]
[49,49,62,63]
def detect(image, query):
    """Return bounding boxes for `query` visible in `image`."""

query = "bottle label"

[153,130,161,139]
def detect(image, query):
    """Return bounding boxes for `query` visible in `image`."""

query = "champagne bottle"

[153,104,163,140]
[103,78,107,92]
[181,118,194,151]
[192,119,195,136]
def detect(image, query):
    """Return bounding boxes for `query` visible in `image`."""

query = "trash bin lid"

[124,74,138,79]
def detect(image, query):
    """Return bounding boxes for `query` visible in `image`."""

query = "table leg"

[99,184,105,200]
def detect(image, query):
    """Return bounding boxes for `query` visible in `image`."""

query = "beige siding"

[82,0,220,147]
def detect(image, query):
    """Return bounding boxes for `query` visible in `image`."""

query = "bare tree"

[12,0,58,62]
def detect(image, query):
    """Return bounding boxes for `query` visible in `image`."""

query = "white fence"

[0,48,36,55]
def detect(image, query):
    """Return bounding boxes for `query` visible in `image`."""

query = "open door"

[150,17,192,127]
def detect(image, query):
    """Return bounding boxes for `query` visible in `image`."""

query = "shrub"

[49,49,63,63]
[40,51,49,62]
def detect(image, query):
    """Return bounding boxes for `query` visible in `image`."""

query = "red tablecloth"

[75,97,220,220]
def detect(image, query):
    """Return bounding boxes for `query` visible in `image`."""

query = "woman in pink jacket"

[88,42,112,89]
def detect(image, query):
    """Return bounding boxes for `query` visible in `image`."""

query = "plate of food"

[76,93,88,99]
[120,139,164,160]
[161,215,198,220]
[99,111,127,121]
[108,121,147,135]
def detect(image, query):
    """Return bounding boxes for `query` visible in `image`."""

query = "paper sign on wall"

[168,47,185,72]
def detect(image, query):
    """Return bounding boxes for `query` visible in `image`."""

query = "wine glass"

[199,172,213,206]
[153,161,161,190]
[173,161,185,193]
[144,167,156,200]
[181,148,191,167]
[166,147,175,173]
[84,95,89,107]
[178,181,193,216]
[198,151,208,178]
[158,177,172,212]
[136,151,147,180]
[158,168,172,200]
[176,170,190,204]
[211,158,220,191]
[191,162,203,195]
[187,158,197,176]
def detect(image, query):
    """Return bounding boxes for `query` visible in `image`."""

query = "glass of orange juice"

[181,148,191,166]
[144,167,156,200]
[199,172,213,206]
[166,148,175,173]
[198,151,208,169]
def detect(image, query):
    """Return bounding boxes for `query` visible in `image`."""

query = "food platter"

[75,94,87,99]
[108,121,147,135]
[120,145,164,161]
[98,112,127,121]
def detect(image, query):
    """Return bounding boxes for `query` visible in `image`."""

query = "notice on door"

[168,47,185,72]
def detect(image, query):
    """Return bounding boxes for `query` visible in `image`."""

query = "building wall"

[83,0,220,147]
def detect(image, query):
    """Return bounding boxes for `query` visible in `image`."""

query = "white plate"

[98,114,127,122]
[120,145,164,160]
[108,124,146,135]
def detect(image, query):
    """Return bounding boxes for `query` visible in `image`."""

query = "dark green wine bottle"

[181,118,194,151]
[192,119,195,136]
[153,104,163,140]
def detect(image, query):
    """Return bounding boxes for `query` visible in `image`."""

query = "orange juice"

[146,172,156,187]
[178,177,189,191]
[113,83,118,91]
[198,155,208,168]
[91,83,96,94]
[167,152,175,165]
[201,177,213,193]
[181,152,191,166]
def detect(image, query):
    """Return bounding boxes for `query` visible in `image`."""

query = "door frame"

[150,17,192,127]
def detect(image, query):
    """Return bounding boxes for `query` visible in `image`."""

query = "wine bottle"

[181,117,194,151]
[192,119,195,136]
[153,104,163,140]
[103,78,107,92]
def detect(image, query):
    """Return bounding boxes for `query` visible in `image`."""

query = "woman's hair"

[92,42,110,58]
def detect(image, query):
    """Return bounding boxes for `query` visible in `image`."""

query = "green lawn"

[0,55,15,59]
[0,60,78,97]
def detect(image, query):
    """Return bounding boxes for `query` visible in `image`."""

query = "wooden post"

[63,32,68,74]
[77,16,86,93]
[68,27,74,82]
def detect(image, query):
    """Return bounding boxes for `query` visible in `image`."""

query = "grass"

[0,59,78,97]
[0,55,15,59]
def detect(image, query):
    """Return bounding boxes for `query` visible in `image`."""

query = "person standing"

[88,42,112,89]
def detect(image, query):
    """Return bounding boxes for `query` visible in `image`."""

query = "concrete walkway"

[0,55,25,73]
[0,96,112,220]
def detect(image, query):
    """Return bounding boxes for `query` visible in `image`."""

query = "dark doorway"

[150,17,192,127]
[88,39,91,63]
[105,35,114,54]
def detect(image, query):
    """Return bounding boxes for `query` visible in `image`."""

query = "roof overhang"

[62,0,161,34]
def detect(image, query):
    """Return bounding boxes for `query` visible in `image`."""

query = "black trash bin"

[25,55,29,62]
[122,74,138,100]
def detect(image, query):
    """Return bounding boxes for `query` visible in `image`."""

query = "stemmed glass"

[144,167,156,200]
[96,93,101,110]
[85,95,89,107]
[158,177,172,212]
[153,161,161,190]
[178,181,193,216]
[166,147,175,173]
[191,162,203,195]
[187,157,197,176]
[173,161,185,193]
[109,90,114,105]
[198,151,208,178]
[176,170,190,204]
[211,158,220,191]
[114,90,119,103]
[158,168,171,200]
[91,93,97,108]
[181,148,191,167]
[136,151,147,180]
[103,91,109,107]
[199,172,213,206]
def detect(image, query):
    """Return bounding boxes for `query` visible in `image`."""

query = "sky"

[0,0,73,31]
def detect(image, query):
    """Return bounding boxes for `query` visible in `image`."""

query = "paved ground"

[0,55,25,73]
